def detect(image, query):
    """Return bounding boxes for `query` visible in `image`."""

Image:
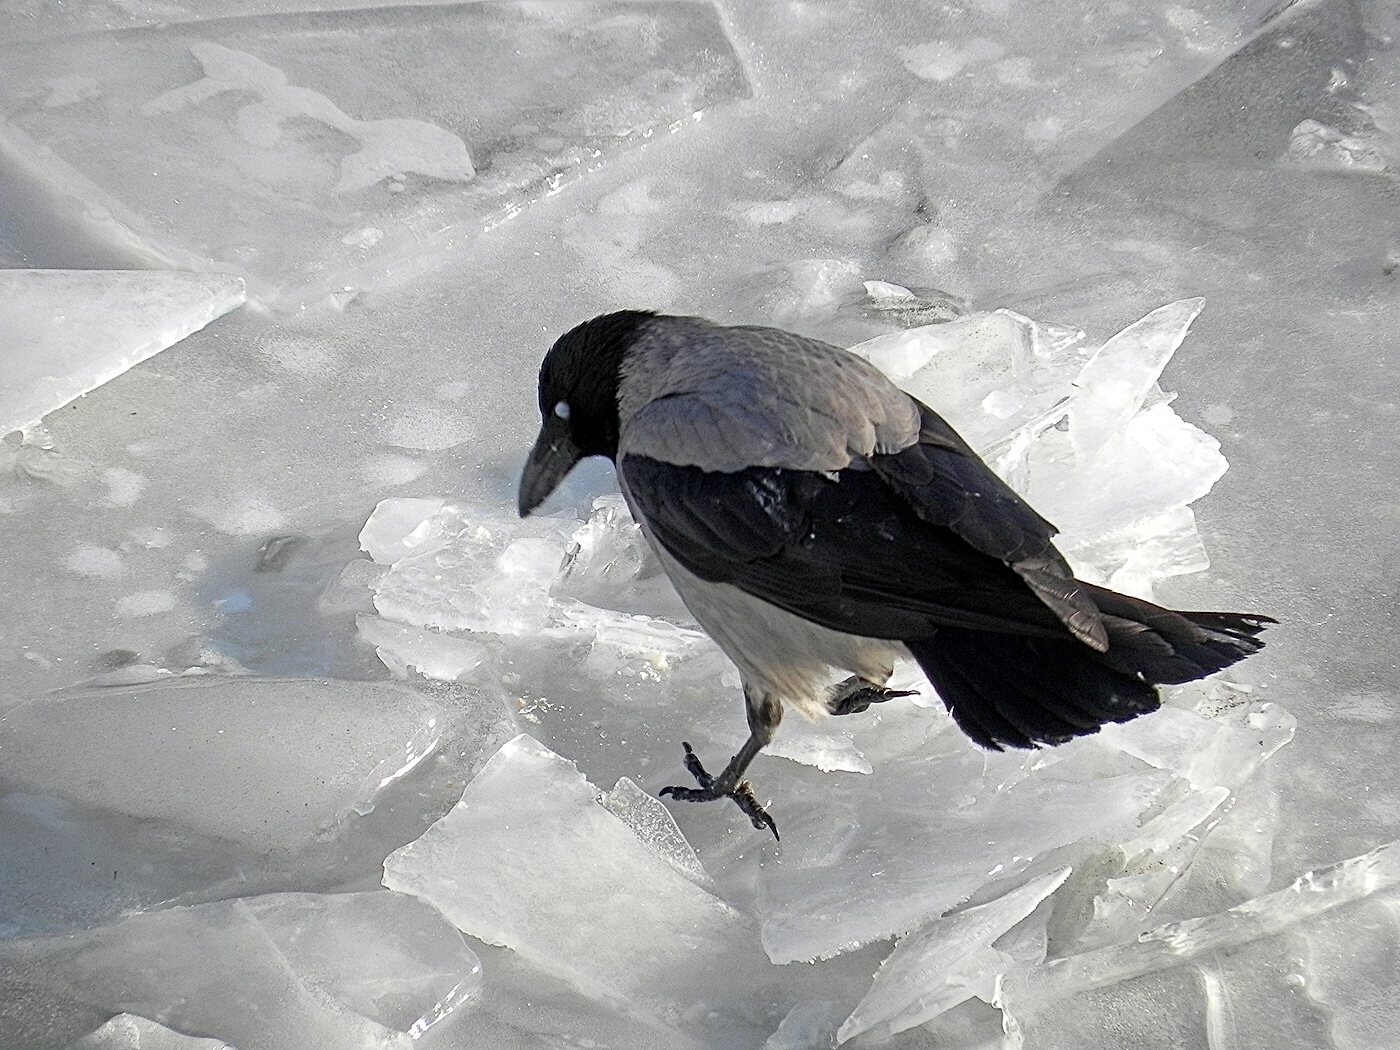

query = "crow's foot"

[660,742,779,840]
[827,676,918,716]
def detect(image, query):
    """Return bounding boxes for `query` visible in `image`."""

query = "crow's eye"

[553,401,571,421]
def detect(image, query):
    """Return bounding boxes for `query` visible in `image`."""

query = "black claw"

[659,742,780,840]
[732,779,780,840]
[828,679,920,717]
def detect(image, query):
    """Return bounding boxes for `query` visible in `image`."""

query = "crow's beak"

[518,416,583,517]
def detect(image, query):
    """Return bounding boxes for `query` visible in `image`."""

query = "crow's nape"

[905,593,1271,750]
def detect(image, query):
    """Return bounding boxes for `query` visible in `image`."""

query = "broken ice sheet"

[356,614,489,683]
[0,269,244,436]
[363,498,577,637]
[1098,699,1295,794]
[837,867,1070,1044]
[1062,699,1295,951]
[847,307,1089,451]
[755,739,1171,965]
[0,675,444,853]
[21,890,479,1050]
[852,299,1228,601]
[0,3,748,308]
[1000,838,1400,1013]
[383,734,771,1031]
[552,493,694,621]
[356,497,711,691]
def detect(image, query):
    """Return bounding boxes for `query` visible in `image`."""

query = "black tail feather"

[906,595,1271,751]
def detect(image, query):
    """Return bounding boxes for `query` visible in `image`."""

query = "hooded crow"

[518,311,1271,838]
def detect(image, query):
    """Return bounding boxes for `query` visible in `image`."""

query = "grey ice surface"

[2,0,1399,1047]
[0,269,245,435]
[6,890,479,1050]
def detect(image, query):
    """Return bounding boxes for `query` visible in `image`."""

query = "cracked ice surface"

[0,269,245,435]
[0,3,748,308]
[5,890,480,1050]
[4,0,1399,1046]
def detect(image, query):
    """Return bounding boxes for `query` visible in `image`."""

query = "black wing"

[868,401,1058,564]
[619,453,1071,642]
[619,445,1268,752]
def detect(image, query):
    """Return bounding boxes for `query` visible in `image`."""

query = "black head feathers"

[538,310,655,459]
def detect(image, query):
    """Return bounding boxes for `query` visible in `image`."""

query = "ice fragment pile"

[849,298,1225,601]
[383,734,767,1036]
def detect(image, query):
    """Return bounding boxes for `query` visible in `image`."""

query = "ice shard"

[0,269,244,436]
[851,299,1229,601]
[1001,838,1400,1012]
[383,735,770,1028]
[837,868,1070,1043]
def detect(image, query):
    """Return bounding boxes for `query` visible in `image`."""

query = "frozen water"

[356,497,711,685]
[365,500,575,636]
[143,42,477,195]
[603,775,714,889]
[2,0,1390,1045]
[755,742,1172,964]
[852,299,1228,601]
[5,890,479,1050]
[1001,837,1400,1017]
[764,1000,842,1050]
[75,1013,236,1050]
[358,497,447,565]
[551,494,694,621]
[0,269,244,435]
[837,867,1070,1043]
[0,676,442,854]
[1067,299,1206,461]
[0,4,748,308]
[1098,698,1295,793]
[355,614,488,683]
[383,734,770,1037]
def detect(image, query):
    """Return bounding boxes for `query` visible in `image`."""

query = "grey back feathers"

[617,316,921,473]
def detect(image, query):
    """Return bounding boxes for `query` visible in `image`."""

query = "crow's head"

[518,309,655,516]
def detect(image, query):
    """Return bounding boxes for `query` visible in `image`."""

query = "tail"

[905,588,1272,750]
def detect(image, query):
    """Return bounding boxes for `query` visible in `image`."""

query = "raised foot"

[827,676,919,716]
[659,742,779,841]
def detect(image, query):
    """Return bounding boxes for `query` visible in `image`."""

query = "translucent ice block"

[19,890,480,1050]
[837,868,1070,1043]
[383,735,769,1026]
[0,676,444,851]
[0,269,244,436]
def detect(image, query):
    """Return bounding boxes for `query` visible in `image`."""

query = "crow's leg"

[827,675,918,716]
[660,691,782,839]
